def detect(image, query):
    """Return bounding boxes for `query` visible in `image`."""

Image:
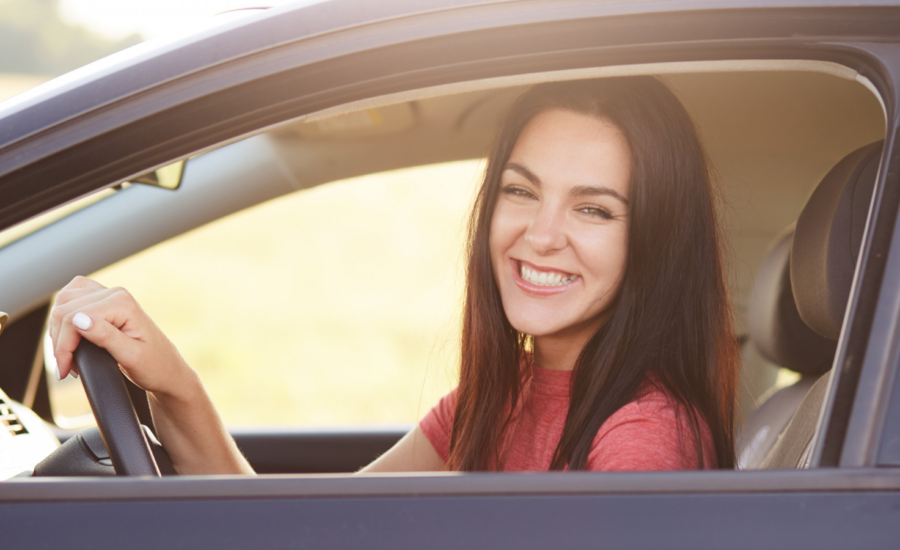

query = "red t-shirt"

[419,364,716,471]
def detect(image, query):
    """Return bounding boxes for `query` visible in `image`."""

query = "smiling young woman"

[431,77,738,472]
[49,76,737,475]
[364,77,737,472]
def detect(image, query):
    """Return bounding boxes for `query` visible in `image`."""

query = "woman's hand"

[49,276,192,397]
[48,275,254,475]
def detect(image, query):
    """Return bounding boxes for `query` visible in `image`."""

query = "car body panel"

[5,493,900,549]
[5,471,900,548]
[230,427,410,474]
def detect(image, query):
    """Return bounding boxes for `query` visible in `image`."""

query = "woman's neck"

[533,322,599,371]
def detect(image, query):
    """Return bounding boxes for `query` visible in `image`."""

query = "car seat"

[737,227,836,469]
[760,140,883,469]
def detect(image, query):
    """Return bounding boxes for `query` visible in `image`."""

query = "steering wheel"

[73,340,161,476]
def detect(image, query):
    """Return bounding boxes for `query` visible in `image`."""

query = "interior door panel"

[230,428,408,474]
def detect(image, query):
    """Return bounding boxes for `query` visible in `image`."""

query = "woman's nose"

[524,207,567,253]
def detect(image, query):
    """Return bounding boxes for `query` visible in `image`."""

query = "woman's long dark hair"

[449,77,738,471]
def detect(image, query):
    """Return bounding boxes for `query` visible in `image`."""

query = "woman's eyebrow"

[570,185,629,205]
[505,163,541,185]
[504,162,629,205]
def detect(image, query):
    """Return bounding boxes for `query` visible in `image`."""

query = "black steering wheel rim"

[74,340,161,476]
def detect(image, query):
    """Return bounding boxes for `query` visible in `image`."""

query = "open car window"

[27,69,886,453]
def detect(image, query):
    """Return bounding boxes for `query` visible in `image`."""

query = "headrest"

[791,141,883,340]
[748,228,836,376]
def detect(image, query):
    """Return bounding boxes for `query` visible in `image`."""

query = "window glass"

[77,160,483,426]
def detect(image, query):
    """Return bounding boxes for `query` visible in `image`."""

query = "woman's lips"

[512,259,579,296]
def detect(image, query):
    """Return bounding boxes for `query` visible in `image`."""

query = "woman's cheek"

[578,225,628,282]
[488,206,514,275]
[490,204,526,252]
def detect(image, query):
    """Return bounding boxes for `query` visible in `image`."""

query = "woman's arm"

[49,276,253,475]
[49,276,445,475]
[146,371,254,475]
[357,426,445,473]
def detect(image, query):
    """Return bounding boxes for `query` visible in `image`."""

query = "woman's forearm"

[148,370,254,475]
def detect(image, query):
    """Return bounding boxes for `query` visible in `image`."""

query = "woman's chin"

[506,314,576,339]
[505,307,609,341]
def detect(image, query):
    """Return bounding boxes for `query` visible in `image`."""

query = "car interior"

[0,59,888,477]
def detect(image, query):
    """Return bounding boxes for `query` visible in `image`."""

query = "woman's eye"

[579,206,614,220]
[501,185,536,200]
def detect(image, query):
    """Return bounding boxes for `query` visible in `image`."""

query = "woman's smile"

[512,259,579,294]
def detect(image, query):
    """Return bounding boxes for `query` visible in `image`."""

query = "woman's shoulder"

[586,384,716,471]
[614,382,681,416]
[418,387,459,464]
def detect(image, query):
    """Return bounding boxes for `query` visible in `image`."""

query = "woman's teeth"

[520,264,577,286]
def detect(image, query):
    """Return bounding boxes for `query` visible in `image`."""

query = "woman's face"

[490,108,631,341]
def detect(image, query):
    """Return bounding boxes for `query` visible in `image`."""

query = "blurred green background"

[1,0,474,426]
[0,0,140,76]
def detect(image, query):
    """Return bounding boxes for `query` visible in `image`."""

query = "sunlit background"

[1,0,474,426]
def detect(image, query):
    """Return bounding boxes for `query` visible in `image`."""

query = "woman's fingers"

[57,275,106,298]
[58,312,142,380]
[51,286,127,367]
[53,287,146,379]
[61,275,105,293]
[50,288,105,345]
[49,276,108,344]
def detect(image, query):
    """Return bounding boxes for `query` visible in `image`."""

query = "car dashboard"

[0,386,59,479]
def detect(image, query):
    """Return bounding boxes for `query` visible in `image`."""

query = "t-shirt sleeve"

[585,396,714,472]
[418,387,458,464]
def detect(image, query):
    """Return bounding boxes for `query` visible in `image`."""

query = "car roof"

[0,0,890,140]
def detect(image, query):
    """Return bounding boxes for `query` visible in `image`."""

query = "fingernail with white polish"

[73,312,92,330]
[56,366,61,381]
